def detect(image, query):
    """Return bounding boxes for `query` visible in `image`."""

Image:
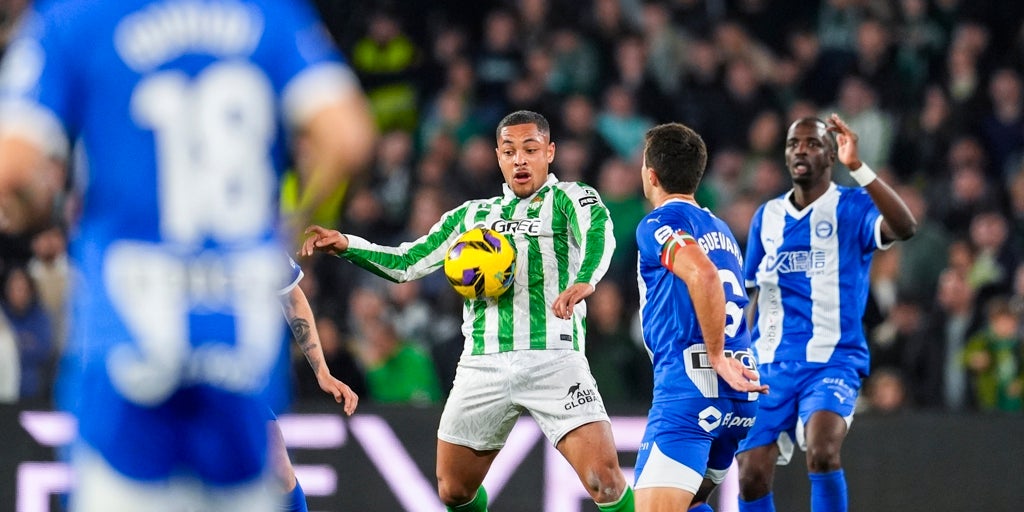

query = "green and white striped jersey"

[341,174,615,355]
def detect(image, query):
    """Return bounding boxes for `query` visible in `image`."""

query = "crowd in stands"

[1,0,1023,415]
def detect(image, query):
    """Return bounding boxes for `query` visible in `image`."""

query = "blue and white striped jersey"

[744,183,889,376]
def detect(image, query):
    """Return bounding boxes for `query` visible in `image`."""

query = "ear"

[547,141,555,163]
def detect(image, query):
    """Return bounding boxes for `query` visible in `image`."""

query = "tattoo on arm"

[290,318,323,372]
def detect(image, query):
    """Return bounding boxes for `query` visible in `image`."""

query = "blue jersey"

[636,199,756,404]
[0,0,355,483]
[744,183,887,376]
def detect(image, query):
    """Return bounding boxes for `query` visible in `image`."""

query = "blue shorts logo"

[697,406,723,432]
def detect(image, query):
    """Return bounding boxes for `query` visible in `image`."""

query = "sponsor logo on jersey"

[764,250,826,274]
[578,196,598,207]
[489,218,542,236]
[561,381,598,410]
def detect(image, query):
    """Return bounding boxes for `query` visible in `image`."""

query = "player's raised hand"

[825,113,863,170]
[551,282,594,320]
[318,373,359,416]
[301,225,348,256]
[712,357,769,394]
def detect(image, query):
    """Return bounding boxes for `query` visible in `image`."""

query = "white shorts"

[70,444,278,512]
[438,349,610,450]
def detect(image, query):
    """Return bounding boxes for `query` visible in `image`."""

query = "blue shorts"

[634,397,757,493]
[736,361,860,464]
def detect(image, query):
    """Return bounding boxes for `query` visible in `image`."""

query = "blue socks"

[689,503,714,512]
[809,470,847,512]
[283,480,308,512]
[738,492,775,512]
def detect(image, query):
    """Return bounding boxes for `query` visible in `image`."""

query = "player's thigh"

[634,400,717,495]
[512,350,610,447]
[707,399,758,481]
[796,365,860,450]
[738,362,812,464]
[438,353,522,451]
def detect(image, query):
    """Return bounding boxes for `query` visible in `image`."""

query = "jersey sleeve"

[278,256,305,295]
[849,188,886,253]
[264,0,360,130]
[0,7,75,158]
[341,203,470,282]
[637,213,698,271]
[557,183,615,288]
[743,205,767,288]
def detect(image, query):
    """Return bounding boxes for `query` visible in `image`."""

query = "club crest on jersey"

[815,220,834,238]
[561,381,598,410]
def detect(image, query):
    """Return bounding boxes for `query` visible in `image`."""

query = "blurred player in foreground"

[633,123,767,512]
[736,114,915,512]
[302,110,635,512]
[0,0,375,510]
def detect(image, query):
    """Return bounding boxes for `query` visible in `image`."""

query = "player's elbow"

[891,217,917,241]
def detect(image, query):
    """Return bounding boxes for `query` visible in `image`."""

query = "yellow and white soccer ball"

[443,228,516,300]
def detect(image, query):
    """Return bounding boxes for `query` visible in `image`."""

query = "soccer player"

[302,110,635,512]
[0,1,375,511]
[633,123,768,512]
[736,114,916,512]
[273,257,359,512]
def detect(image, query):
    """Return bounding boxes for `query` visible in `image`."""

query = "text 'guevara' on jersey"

[340,174,615,356]
[744,183,892,377]
[636,198,759,403]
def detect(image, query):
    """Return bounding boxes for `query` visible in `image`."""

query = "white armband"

[849,163,877,187]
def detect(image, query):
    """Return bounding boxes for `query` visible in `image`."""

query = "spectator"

[921,268,983,410]
[2,267,52,403]
[0,309,18,403]
[595,83,654,161]
[961,297,1023,413]
[860,367,910,414]
[893,185,950,302]
[584,281,651,407]
[27,227,68,351]
[595,157,648,295]
[354,314,442,406]
[978,68,1024,181]
[352,9,421,132]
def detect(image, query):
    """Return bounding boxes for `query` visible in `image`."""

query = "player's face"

[784,120,834,186]
[496,123,554,198]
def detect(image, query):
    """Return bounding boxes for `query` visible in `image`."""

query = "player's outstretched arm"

[300,225,349,257]
[826,113,917,242]
[282,284,358,415]
[670,241,768,394]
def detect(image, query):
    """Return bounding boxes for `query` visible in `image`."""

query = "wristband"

[849,163,877,187]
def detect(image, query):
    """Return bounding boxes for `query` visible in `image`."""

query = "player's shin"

[809,469,847,512]
[738,492,775,512]
[596,485,635,512]
[447,485,488,512]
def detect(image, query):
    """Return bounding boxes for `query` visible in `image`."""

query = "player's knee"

[583,463,626,502]
[436,478,476,506]
[738,469,772,499]
[806,447,842,473]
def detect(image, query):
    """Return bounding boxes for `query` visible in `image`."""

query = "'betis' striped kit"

[341,174,615,356]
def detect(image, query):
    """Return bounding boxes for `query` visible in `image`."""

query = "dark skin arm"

[827,113,917,243]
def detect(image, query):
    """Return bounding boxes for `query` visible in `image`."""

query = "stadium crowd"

[1,0,1023,415]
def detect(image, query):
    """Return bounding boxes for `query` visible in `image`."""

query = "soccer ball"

[444,228,516,300]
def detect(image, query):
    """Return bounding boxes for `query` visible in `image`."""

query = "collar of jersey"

[782,181,837,219]
[503,173,558,200]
